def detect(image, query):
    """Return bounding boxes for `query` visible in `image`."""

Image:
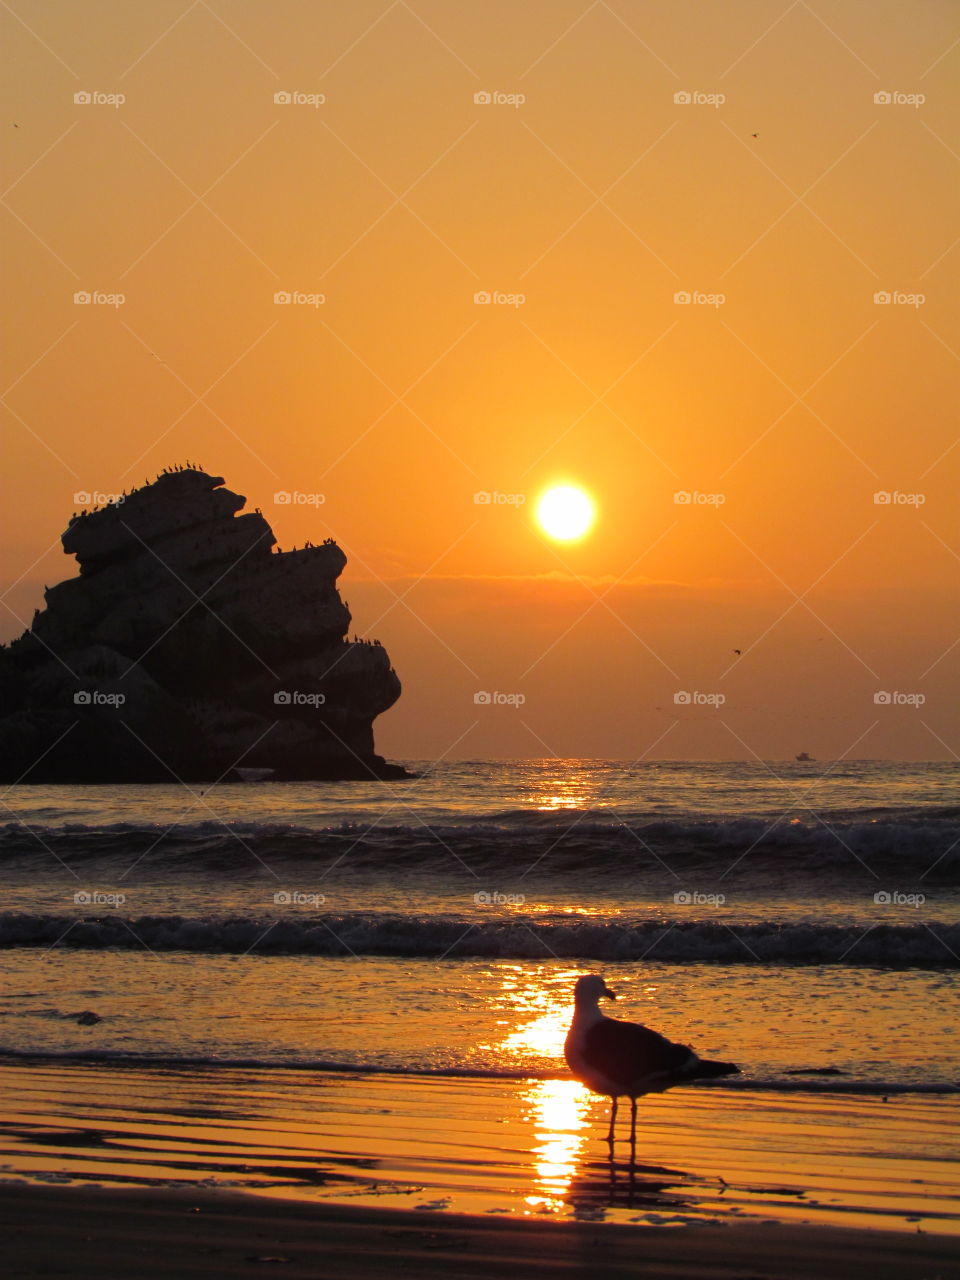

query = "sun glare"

[536,485,595,542]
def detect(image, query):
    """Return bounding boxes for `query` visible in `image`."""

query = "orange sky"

[2,1,959,761]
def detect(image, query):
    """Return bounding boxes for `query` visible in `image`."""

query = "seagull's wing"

[583,1017,693,1090]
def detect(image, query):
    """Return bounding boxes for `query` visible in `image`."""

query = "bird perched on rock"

[564,975,739,1148]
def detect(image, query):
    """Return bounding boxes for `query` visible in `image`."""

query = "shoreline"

[1,1183,957,1279]
[0,1047,956,1093]
[2,1059,957,1235]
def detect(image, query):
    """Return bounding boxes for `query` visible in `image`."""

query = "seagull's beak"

[602,982,617,1000]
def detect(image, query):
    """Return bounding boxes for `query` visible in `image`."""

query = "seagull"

[564,975,740,1149]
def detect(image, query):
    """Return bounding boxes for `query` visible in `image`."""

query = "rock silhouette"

[0,468,406,782]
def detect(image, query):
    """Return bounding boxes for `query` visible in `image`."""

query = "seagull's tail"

[688,1058,740,1079]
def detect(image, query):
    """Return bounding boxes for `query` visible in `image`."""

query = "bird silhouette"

[565,976,739,1150]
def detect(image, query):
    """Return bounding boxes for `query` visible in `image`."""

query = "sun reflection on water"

[520,767,607,812]
[477,965,581,1068]
[475,968,597,1214]
[522,1079,593,1214]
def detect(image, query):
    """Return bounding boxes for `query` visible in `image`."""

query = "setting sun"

[536,486,596,543]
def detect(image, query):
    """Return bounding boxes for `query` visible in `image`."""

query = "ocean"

[2,759,957,1094]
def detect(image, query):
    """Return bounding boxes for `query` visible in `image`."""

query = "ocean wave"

[0,1047,954,1095]
[1,811,959,877]
[0,911,956,966]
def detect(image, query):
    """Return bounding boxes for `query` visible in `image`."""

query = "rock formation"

[0,467,406,782]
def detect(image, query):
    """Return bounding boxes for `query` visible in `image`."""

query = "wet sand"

[2,1059,958,1231]
[1,1183,959,1279]
[0,1057,958,1276]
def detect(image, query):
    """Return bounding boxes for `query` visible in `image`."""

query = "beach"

[2,765,958,1274]
[4,1184,959,1280]
[1,1056,958,1278]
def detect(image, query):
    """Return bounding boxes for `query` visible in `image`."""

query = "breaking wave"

[1,911,956,966]
[0,810,958,878]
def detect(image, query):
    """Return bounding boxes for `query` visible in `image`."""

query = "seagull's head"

[573,974,617,1007]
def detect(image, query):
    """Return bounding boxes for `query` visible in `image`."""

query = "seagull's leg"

[606,1096,618,1148]
[629,1096,638,1164]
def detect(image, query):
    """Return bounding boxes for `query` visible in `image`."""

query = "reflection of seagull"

[564,976,740,1149]
[733,649,741,655]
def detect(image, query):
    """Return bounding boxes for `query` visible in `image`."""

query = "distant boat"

[795,752,815,762]
[233,766,275,782]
